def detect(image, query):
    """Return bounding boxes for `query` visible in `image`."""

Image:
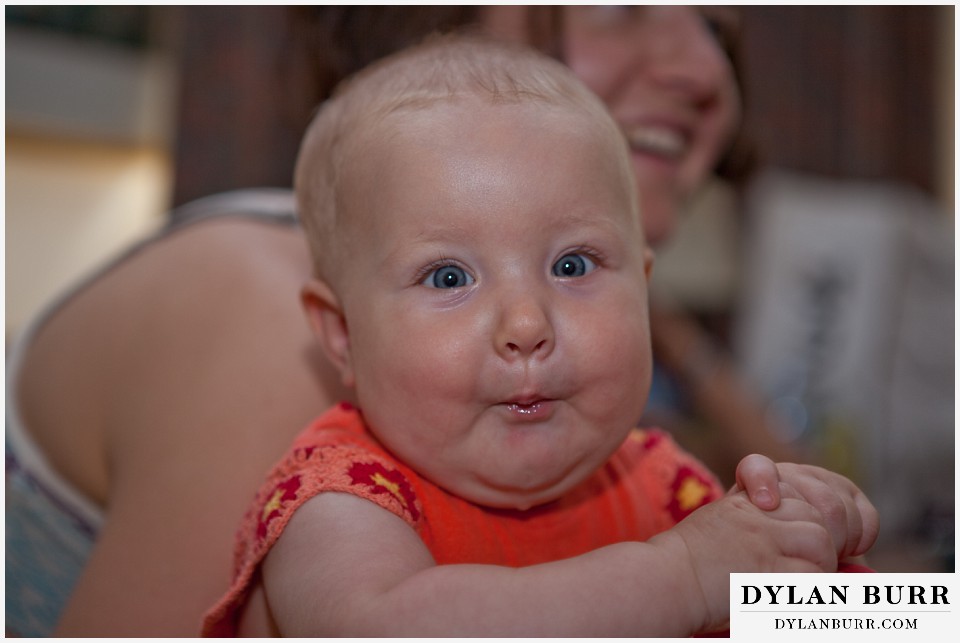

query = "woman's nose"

[639,8,730,104]
[493,294,555,361]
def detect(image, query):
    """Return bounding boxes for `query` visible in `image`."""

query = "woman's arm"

[649,307,806,471]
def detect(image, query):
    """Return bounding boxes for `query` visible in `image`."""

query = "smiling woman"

[559,5,743,246]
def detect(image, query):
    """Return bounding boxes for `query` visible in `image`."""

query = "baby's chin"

[438,462,598,512]
[453,486,569,513]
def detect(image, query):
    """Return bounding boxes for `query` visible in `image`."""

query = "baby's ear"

[301,279,355,388]
[643,247,655,281]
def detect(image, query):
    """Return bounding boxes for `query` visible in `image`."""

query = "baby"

[202,35,877,636]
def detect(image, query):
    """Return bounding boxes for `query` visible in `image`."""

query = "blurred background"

[5,5,954,572]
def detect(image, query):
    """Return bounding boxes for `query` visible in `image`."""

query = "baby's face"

[334,100,653,509]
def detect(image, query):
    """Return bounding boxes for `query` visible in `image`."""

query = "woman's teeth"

[625,126,687,159]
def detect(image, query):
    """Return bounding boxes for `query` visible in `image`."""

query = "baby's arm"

[733,454,879,560]
[260,489,835,637]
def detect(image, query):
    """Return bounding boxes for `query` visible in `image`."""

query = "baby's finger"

[780,465,872,558]
[771,499,838,572]
[777,481,804,501]
[851,490,880,556]
[735,454,781,511]
[774,557,831,574]
[804,476,849,553]
[816,472,878,557]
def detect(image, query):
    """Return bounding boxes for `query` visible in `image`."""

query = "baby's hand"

[733,454,879,560]
[654,490,837,632]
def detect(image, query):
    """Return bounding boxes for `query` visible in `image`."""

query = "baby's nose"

[493,295,555,361]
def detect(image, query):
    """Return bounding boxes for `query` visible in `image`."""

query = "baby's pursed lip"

[500,396,558,422]
[508,400,544,413]
[506,393,546,406]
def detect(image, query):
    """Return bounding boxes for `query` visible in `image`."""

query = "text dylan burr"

[742,584,949,606]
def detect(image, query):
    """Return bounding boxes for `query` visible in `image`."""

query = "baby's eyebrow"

[404,212,621,242]
[399,222,479,256]
[548,210,629,234]
[410,223,472,243]
[377,208,629,269]
[376,224,471,272]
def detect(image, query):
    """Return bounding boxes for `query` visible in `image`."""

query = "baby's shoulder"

[224,404,421,590]
[255,402,423,536]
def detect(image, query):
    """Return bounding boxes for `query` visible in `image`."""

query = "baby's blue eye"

[552,254,596,278]
[425,265,474,289]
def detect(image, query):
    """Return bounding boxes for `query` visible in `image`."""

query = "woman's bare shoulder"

[20,215,340,492]
[24,215,347,634]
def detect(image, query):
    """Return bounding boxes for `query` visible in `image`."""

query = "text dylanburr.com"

[730,573,956,640]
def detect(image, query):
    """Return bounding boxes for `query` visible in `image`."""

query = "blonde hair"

[294,33,629,282]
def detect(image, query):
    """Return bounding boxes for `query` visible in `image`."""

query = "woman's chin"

[636,193,679,247]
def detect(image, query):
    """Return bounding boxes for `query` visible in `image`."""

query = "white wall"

[5,135,170,336]
[5,26,175,337]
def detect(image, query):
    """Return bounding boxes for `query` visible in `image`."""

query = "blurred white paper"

[736,170,954,552]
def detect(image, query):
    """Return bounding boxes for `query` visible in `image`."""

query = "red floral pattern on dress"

[666,464,717,522]
[348,461,421,522]
[256,475,301,540]
[640,430,664,451]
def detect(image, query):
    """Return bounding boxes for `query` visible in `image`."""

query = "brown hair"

[290,6,754,185]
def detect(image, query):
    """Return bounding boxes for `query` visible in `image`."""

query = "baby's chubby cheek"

[360,323,478,406]
[575,295,651,384]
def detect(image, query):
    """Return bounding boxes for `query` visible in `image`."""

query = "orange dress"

[202,402,724,636]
